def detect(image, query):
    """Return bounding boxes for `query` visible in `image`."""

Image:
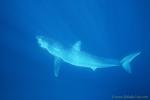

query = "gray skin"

[36,36,141,77]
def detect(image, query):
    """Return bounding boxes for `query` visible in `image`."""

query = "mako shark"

[36,36,141,77]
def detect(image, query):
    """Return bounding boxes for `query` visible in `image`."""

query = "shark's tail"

[121,52,141,73]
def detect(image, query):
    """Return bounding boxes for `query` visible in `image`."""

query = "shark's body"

[37,36,141,77]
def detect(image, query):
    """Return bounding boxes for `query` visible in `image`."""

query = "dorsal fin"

[72,41,81,51]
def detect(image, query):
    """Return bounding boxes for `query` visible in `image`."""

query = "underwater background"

[0,0,150,100]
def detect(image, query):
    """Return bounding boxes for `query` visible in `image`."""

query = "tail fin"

[121,52,141,73]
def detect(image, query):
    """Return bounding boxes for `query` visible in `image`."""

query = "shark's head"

[36,36,64,57]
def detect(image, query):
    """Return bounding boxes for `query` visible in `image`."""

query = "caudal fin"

[121,52,141,73]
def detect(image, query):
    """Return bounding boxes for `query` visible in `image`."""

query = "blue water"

[0,0,150,100]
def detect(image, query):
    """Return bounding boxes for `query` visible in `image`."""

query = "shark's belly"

[62,54,100,69]
[62,52,120,70]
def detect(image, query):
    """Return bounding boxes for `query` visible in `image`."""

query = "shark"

[36,36,141,77]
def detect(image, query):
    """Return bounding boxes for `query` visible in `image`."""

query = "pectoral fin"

[54,57,62,77]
